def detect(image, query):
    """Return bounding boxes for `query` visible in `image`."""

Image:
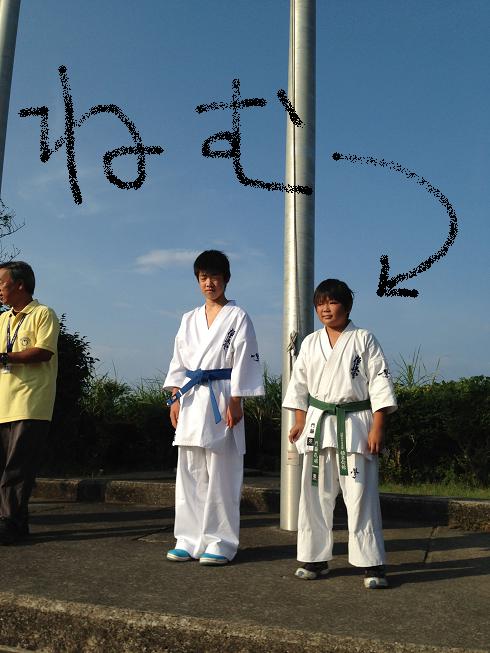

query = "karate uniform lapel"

[315,322,356,401]
[193,301,236,368]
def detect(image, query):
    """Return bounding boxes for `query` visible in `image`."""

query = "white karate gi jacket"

[283,321,397,456]
[164,301,264,454]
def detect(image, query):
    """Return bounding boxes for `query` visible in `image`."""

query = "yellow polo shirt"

[0,300,59,423]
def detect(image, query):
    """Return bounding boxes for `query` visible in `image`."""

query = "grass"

[379,482,490,501]
[393,346,441,388]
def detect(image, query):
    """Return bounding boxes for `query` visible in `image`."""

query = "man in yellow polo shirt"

[0,261,59,545]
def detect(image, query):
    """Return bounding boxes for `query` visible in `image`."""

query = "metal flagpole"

[0,0,21,194]
[280,0,316,531]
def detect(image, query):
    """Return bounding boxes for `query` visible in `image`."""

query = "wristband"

[0,353,9,367]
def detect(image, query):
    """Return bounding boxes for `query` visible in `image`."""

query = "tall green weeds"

[45,374,174,475]
[244,368,282,470]
[47,349,489,489]
[394,346,441,388]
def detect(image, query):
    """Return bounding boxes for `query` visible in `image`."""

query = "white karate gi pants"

[297,448,385,567]
[174,435,243,561]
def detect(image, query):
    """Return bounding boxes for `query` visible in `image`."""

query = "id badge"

[1,365,11,374]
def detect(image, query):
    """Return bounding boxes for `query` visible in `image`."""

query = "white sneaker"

[199,553,229,565]
[364,566,388,588]
[295,561,329,580]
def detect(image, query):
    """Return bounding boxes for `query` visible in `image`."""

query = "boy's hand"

[288,409,306,443]
[367,426,384,454]
[367,409,387,454]
[169,387,181,429]
[288,424,303,443]
[226,396,243,428]
[170,400,180,429]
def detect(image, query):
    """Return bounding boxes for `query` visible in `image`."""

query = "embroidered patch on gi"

[222,329,235,350]
[250,353,260,361]
[20,336,31,347]
[377,368,391,378]
[308,423,315,435]
[307,436,315,447]
[350,467,359,479]
[351,354,361,378]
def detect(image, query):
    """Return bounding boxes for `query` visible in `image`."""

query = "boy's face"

[315,296,349,330]
[197,271,226,302]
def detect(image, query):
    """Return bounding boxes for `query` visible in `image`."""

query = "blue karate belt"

[308,395,371,485]
[167,368,233,424]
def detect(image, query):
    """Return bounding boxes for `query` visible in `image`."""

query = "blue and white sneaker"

[167,548,192,562]
[199,552,229,566]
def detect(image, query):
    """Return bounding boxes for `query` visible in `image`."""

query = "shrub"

[382,377,490,487]
[441,376,490,485]
[43,316,96,473]
[45,318,489,488]
[244,368,282,470]
[76,375,176,473]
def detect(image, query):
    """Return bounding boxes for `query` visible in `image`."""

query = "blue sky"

[2,0,489,383]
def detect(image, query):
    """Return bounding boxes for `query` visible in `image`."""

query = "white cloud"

[16,166,66,200]
[112,301,133,309]
[157,308,187,319]
[135,248,199,272]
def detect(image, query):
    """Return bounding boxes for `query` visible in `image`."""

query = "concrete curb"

[377,493,490,532]
[32,478,490,532]
[0,592,487,653]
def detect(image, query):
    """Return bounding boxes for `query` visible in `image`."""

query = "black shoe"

[295,561,329,580]
[18,508,30,537]
[364,565,388,588]
[18,521,30,537]
[0,517,22,545]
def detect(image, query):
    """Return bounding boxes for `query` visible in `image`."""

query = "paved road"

[0,500,488,652]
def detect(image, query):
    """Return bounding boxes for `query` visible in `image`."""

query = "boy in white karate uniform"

[164,250,264,565]
[283,279,397,588]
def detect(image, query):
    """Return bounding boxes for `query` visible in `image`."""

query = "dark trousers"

[0,420,49,529]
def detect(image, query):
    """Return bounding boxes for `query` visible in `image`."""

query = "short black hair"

[313,279,354,314]
[193,250,231,283]
[0,261,35,294]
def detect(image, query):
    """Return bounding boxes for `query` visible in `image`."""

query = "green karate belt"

[308,396,371,485]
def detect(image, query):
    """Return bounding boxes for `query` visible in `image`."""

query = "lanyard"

[6,313,27,353]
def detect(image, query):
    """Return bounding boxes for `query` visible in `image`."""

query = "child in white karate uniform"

[164,250,264,565]
[283,279,397,588]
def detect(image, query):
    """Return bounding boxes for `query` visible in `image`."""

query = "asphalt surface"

[0,498,488,652]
